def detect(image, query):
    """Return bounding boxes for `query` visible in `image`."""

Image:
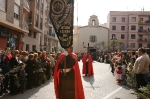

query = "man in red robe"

[54,47,85,99]
[82,52,94,76]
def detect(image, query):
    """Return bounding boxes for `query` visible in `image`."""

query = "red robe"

[54,52,85,99]
[82,54,94,76]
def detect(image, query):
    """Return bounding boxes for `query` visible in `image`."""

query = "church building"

[73,15,109,53]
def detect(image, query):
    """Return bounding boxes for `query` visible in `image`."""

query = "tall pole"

[76,0,79,54]
[113,39,114,51]
[88,43,89,52]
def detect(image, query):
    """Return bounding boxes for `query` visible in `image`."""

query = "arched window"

[92,20,96,25]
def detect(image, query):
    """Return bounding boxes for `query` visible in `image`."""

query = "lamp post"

[83,42,90,52]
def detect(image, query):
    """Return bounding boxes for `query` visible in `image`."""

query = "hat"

[5,47,11,55]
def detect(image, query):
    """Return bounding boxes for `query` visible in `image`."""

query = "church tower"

[88,15,99,26]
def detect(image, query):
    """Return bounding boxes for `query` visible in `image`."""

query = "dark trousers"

[26,74,33,89]
[0,82,3,95]
[136,74,147,89]
[86,62,88,75]
[3,75,9,91]
[20,80,25,93]
[110,64,114,73]
[10,75,18,95]
[46,66,51,80]
[33,73,38,87]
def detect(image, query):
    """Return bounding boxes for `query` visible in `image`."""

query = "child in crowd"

[114,61,119,76]
[19,63,27,94]
[116,66,122,84]
[121,61,126,80]
[0,69,4,96]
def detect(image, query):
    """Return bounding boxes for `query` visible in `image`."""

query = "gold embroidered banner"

[50,0,74,49]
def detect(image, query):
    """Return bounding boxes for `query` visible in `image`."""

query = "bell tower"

[88,15,99,26]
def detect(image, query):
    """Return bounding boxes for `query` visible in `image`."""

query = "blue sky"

[74,0,150,26]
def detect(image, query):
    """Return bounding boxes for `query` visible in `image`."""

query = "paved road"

[1,61,137,99]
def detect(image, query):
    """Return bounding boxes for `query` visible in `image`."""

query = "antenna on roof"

[143,6,144,11]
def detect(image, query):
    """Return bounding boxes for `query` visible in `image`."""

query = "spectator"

[19,63,27,94]
[133,47,150,89]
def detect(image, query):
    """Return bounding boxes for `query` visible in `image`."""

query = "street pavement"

[1,61,137,99]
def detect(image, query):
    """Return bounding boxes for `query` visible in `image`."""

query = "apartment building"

[107,11,150,50]
[0,0,29,50]
[23,0,44,52]
[41,0,58,53]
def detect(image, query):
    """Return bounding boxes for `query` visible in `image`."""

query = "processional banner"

[50,0,74,49]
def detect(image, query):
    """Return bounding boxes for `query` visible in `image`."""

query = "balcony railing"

[138,29,150,33]
[44,30,55,38]
[145,20,150,23]
[139,20,150,24]
[22,21,29,31]
[23,0,30,10]
[138,38,150,41]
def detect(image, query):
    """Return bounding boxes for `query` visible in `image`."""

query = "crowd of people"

[0,46,149,98]
[108,47,150,91]
[0,47,61,96]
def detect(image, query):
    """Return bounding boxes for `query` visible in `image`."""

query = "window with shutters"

[36,0,39,10]
[122,17,125,22]
[139,43,142,48]
[112,26,116,30]
[131,25,136,30]
[35,14,39,27]
[121,34,125,39]
[131,34,136,39]
[40,18,42,29]
[32,45,36,51]
[90,35,96,43]
[112,17,116,22]
[26,44,29,51]
[132,17,136,22]
[0,0,6,12]
[121,26,125,30]
[14,4,20,19]
[130,43,135,48]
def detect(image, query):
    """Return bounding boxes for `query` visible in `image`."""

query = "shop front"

[0,25,23,51]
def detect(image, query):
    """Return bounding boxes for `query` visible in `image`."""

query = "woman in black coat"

[9,50,19,95]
